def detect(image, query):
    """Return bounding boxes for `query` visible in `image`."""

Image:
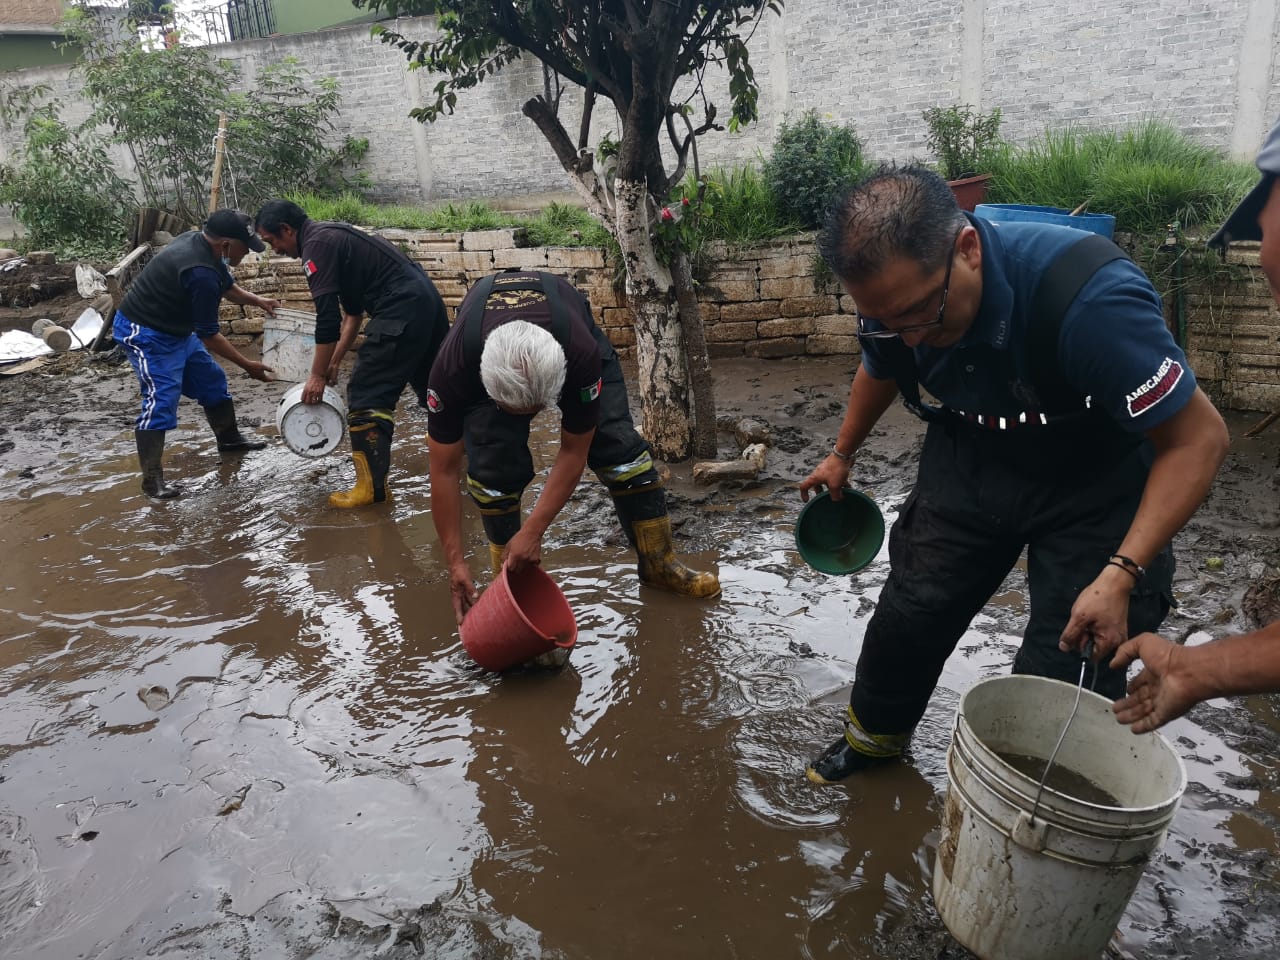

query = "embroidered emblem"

[579,378,602,403]
[1125,357,1184,418]
[426,389,444,413]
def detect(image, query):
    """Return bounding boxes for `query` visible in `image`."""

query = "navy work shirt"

[860,214,1197,432]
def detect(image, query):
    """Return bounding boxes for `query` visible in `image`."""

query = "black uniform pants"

[347,285,450,415]
[849,419,1174,736]
[462,328,658,508]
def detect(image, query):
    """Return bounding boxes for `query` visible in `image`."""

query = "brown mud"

[1,344,1278,960]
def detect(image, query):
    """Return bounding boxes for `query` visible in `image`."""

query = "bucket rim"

[495,563,578,647]
[955,675,1188,817]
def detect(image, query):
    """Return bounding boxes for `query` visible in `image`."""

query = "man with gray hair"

[426,269,720,634]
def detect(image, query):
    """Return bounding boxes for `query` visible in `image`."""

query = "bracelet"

[1109,553,1145,580]
[1106,560,1141,583]
[831,444,856,463]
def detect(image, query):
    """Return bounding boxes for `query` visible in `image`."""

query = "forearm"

[428,442,468,566]
[200,332,255,371]
[1119,390,1228,567]
[225,283,265,309]
[1187,621,1280,701]
[331,314,361,370]
[835,365,899,455]
[524,432,591,538]
[310,342,338,379]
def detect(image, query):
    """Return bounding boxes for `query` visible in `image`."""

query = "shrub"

[923,104,1004,181]
[0,96,133,256]
[764,110,867,229]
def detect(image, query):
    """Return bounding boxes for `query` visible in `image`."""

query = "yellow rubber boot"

[329,423,390,508]
[631,515,721,599]
[488,541,505,575]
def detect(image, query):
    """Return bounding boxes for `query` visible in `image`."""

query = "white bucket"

[261,308,318,383]
[934,675,1186,960]
[275,383,347,458]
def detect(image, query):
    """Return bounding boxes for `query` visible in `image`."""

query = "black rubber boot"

[205,398,267,452]
[135,429,180,500]
[805,734,899,785]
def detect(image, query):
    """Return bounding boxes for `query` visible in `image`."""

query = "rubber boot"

[805,706,906,785]
[135,429,180,500]
[612,487,720,599]
[204,398,267,452]
[330,421,392,508]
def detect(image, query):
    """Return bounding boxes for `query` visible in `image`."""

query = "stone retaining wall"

[221,227,864,363]
[222,226,1280,411]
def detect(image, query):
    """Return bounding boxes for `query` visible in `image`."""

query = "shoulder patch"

[1125,357,1184,418]
[303,259,318,277]
[426,388,444,414]
[579,378,602,403]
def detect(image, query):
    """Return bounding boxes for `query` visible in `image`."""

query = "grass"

[686,165,802,246]
[986,119,1257,234]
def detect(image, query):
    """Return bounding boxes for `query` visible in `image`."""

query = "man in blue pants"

[114,210,278,499]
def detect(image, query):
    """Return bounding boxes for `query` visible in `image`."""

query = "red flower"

[681,196,690,207]
[660,207,674,222]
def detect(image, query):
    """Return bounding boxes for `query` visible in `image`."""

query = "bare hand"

[1110,632,1196,732]
[244,360,275,382]
[798,453,852,502]
[504,527,543,574]
[1058,565,1133,658]
[302,372,328,404]
[258,296,281,316]
[450,562,479,625]
[325,365,340,385]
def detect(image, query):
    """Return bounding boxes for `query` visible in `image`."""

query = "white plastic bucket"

[261,308,318,383]
[934,675,1186,960]
[275,383,347,458]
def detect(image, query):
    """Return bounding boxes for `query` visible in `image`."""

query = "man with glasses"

[798,165,1229,784]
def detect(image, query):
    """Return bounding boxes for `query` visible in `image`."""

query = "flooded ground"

[1,350,1278,959]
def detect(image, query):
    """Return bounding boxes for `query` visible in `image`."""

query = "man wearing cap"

[1108,116,1280,733]
[114,209,279,500]
[797,165,1230,785]
[427,269,720,634]
[254,199,449,508]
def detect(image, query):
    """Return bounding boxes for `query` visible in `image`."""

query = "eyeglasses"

[856,228,963,340]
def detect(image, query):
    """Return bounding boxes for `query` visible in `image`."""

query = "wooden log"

[692,443,769,484]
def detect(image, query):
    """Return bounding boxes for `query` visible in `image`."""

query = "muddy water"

[2,357,1278,959]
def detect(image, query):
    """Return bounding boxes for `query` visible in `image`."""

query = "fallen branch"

[692,442,768,484]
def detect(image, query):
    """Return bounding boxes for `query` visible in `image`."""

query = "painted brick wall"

[4,2,1278,206]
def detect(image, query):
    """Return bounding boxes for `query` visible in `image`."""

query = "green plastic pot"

[795,487,886,575]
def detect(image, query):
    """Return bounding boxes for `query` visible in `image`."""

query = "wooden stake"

[208,111,228,214]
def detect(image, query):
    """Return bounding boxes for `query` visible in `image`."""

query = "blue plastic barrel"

[974,203,1115,239]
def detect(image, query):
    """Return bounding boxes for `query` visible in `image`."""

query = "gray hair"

[818,163,967,283]
[479,320,567,412]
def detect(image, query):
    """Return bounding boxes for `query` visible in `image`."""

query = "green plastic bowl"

[795,487,886,575]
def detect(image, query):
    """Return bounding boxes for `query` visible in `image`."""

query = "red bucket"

[460,564,577,671]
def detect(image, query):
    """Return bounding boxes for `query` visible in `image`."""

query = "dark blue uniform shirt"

[861,214,1197,432]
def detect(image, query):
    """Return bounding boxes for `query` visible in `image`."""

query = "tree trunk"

[672,252,717,458]
[613,177,693,460]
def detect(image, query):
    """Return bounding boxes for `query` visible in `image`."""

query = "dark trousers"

[462,328,658,502]
[347,287,449,415]
[850,420,1174,736]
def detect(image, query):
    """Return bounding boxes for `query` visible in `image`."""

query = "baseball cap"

[1208,116,1280,250]
[205,209,265,253]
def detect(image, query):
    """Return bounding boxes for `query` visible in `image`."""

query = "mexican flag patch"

[303,259,318,277]
[579,378,602,403]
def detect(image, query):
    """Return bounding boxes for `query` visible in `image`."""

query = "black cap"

[204,209,265,253]
[1208,117,1280,250]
